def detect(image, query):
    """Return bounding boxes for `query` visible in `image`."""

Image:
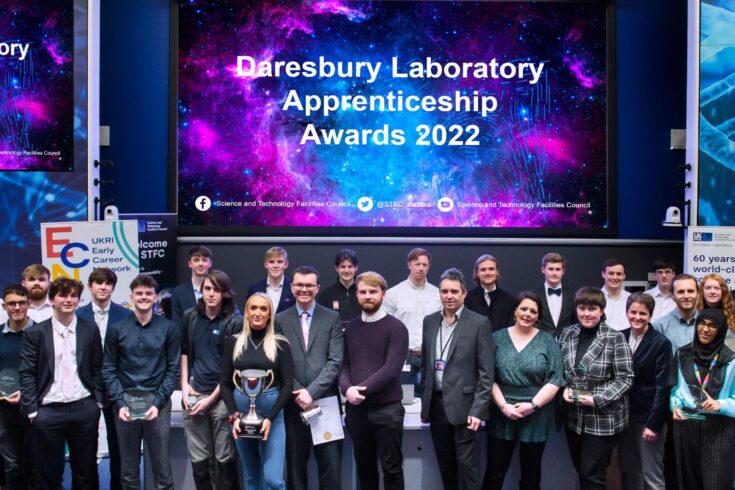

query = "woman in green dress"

[483,291,564,490]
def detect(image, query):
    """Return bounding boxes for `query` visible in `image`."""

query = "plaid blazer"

[559,322,634,436]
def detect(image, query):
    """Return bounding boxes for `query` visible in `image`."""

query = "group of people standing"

[1,248,734,490]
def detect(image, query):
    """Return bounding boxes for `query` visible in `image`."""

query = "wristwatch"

[530,401,538,411]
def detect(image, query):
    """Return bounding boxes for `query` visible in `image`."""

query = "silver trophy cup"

[233,369,275,438]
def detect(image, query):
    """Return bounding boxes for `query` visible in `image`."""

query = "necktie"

[484,290,491,307]
[300,311,310,349]
[61,328,75,399]
[548,288,562,296]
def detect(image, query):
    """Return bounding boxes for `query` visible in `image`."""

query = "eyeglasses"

[4,301,28,308]
[292,284,317,290]
[698,322,719,332]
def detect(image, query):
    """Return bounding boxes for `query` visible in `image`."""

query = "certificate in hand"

[309,396,345,445]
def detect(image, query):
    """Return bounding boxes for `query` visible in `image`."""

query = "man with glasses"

[0,285,33,489]
[645,259,677,322]
[276,266,344,490]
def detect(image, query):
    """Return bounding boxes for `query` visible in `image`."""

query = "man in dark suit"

[276,265,344,490]
[75,267,132,490]
[171,245,213,328]
[535,252,576,338]
[421,268,494,490]
[19,277,104,490]
[464,254,516,331]
[246,246,295,313]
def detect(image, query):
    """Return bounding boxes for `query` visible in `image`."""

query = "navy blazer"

[76,301,133,330]
[171,281,197,328]
[464,286,516,332]
[622,326,673,432]
[535,285,577,338]
[19,317,104,416]
[246,277,295,313]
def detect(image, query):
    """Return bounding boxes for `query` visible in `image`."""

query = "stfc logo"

[693,232,713,242]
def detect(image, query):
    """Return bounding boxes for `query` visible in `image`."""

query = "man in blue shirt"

[653,273,699,354]
[103,274,180,490]
[0,284,33,489]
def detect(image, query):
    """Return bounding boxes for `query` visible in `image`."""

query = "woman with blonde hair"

[697,273,735,350]
[220,293,293,489]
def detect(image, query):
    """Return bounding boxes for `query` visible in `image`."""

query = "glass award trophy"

[124,390,156,419]
[232,369,274,438]
[0,369,19,399]
[569,366,592,400]
[681,384,707,420]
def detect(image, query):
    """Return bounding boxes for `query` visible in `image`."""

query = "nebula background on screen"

[178,1,608,231]
[0,1,74,171]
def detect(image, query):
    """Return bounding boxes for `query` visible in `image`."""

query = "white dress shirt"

[645,286,676,322]
[266,277,285,310]
[27,300,53,323]
[42,315,91,405]
[602,287,631,331]
[382,278,442,350]
[544,282,563,327]
[92,302,111,342]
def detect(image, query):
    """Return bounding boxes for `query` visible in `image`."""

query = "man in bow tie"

[75,268,132,490]
[534,253,577,338]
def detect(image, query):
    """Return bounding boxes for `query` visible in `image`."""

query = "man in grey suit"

[275,266,344,490]
[421,268,494,490]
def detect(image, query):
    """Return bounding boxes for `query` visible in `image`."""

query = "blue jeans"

[234,388,285,490]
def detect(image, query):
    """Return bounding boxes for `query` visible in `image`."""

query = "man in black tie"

[535,253,576,337]
[463,254,515,331]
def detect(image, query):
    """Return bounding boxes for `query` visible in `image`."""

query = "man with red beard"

[21,264,52,323]
[339,271,408,490]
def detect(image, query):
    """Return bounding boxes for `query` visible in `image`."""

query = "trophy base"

[571,389,593,400]
[238,420,264,439]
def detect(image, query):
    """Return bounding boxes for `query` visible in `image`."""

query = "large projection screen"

[176,0,613,237]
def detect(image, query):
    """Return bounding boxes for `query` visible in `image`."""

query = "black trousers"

[565,428,618,490]
[285,403,342,490]
[30,396,101,490]
[483,436,546,490]
[673,415,735,490]
[345,402,404,490]
[102,403,122,490]
[0,402,32,490]
[428,392,481,490]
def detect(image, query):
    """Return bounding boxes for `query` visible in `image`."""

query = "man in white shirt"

[246,246,295,313]
[382,248,442,394]
[21,264,52,323]
[19,277,103,489]
[75,268,132,490]
[645,259,677,322]
[601,259,631,330]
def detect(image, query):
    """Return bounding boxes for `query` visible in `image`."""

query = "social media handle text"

[300,124,480,146]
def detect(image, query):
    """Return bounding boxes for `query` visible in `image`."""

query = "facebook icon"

[195,195,212,211]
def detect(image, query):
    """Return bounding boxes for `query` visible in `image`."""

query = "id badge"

[434,359,445,371]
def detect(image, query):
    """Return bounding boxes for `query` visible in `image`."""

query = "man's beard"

[359,299,382,314]
[28,287,48,301]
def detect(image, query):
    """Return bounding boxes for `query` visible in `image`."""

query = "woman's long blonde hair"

[232,292,288,362]
[697,273,735,334]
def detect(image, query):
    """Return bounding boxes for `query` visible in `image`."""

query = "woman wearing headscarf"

[670,308,735,489]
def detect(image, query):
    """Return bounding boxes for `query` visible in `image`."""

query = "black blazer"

[622,326,673,432]
[246,277,295,313]
[19,317,104,416]
[464,286,516,331]
[76,301,133,329]
[535,285,577,338]
[420,308,494,425]
[171,281,197,328]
